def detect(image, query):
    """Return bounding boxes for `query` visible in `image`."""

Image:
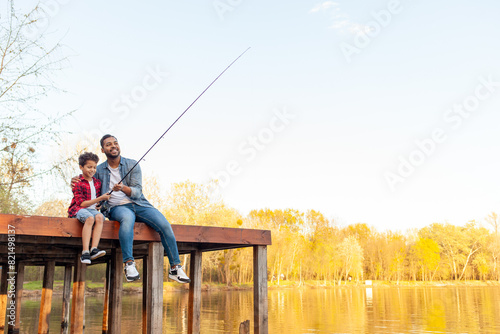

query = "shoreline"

[21,279,500,297]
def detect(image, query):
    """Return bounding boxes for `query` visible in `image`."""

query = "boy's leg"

[135,206,180,266]
[90,212,105,250]
[76,209,95,252]
[109,204,136,263]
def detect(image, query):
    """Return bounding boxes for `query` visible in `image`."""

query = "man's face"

[101,136,120,158]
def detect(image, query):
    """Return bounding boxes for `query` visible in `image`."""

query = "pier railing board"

[0,213,271,334]
[0,213,271,247]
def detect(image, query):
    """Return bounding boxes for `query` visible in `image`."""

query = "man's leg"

[135,206,190,283]
[109,204,136,263]
[135,206,180,266]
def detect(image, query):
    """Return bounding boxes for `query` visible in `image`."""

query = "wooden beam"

[102,261,110,334]
[188,251,202,334]
[38,260,55,334]
[1,214,271,245]
[142,256,148,334]
[108,249,123,334]
[0,264,7,334]
[253,246,268,334]
[7,262,24,334]
[0,235,119,249]
[70,256,86,334]
[146,243,164,334]
[61,265,72,334]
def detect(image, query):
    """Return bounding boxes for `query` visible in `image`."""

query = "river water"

[17,285,500,333]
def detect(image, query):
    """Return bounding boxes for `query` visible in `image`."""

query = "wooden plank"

[253,246,268,334]
[108,249,123,334]
[0,214,272,245]
[38,260,55,334]
[147,243,164,334]
[188,251,202,334]
[142,256,148,334]
[70,255,86,334]
[7,262,24,334]
[102,261,110,334]
[0,264,7,334]
[0,235,119,249]
[61,265,72,334]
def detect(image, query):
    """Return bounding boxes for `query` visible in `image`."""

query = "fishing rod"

[105,47,251,197]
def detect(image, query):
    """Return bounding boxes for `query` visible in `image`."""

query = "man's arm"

[124,161,143,200]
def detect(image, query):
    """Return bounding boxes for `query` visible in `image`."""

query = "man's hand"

[112,182,124,192]
[71,175,79,188]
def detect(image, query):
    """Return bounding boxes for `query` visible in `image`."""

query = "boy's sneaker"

[168,265,191,283]
[124,261,140,282]
[90,248,106,260]
[80,252,91,264]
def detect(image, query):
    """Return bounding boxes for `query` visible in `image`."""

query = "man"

[73,134,190,283]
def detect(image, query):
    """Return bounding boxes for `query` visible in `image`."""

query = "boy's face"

[80,160,97,179]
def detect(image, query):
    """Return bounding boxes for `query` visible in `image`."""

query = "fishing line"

[106,47,251,196]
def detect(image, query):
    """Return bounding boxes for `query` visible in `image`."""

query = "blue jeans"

[109,203,181,265]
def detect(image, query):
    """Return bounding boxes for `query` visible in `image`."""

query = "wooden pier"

[0,213,271,334]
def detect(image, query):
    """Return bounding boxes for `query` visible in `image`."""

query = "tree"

[485,212,500,280]
[412,237,440,281]
[34,198,67,217]
[420,222,488,280]
[0,1,71,213]
[338,235,364,283]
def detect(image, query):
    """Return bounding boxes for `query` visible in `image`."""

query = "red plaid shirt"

[68,175,103,218]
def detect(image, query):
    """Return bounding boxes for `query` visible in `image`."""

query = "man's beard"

[105,150,120,159]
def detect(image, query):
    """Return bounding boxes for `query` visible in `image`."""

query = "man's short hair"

[100,134,117,148]
[79,152,99,167]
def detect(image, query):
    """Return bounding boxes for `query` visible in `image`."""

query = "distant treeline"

[21,181,500,284]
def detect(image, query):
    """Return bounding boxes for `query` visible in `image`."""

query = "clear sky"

[14,0,500,231]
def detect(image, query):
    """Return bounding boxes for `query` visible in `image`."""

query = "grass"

[20,279,500,293]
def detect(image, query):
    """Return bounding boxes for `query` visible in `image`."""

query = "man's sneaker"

[90,248,106,260]
[168,265,191,283]
[80,252,91,264]
[124,261,140,282]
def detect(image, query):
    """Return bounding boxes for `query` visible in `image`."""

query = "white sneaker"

[168,265,191,283]
[124,261,140,282]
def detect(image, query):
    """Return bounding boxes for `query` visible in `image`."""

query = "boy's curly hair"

[78,152,99,167]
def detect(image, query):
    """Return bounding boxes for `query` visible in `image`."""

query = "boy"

[68,152,111,264]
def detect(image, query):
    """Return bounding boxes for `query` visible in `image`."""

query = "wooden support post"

[188,251,202,334]
[70,256,86,334]
[7,261,24,334]
[61,265,72,334]
[142,256,148,334]
[146,242,164,334]
[38,260,55,334]
[253,246,268,334]
[108,248,123,334]
[239,320,250,334]
[0,264,7,334]
[102,261,110,334]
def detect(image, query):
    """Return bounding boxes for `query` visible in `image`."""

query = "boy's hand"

[99,193,111,201]
[70,175,79,188]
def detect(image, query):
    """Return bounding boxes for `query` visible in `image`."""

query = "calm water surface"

[19,286,500,333]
